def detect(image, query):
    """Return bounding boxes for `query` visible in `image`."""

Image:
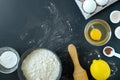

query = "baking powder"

[0,51,18,69]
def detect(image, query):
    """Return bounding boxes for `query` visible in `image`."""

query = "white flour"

[0,51,17,69]
[21,49,61,80]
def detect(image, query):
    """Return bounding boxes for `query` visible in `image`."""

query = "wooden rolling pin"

[68,44,89,80]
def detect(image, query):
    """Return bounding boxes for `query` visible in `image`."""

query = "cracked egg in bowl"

[84,19,111,46]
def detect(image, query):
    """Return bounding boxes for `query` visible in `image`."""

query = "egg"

[83,0,97,14]
[96,0,108,6]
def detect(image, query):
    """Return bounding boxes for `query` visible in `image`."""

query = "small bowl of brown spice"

[103,46,120,58]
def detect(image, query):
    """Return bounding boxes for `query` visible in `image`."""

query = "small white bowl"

[115,26,120,39]
[0,47,20,74]
[110,10,120,24]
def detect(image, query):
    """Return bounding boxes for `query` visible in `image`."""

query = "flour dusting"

[84,50,102,64]
[108,61,118,77]
[19,2,73,50]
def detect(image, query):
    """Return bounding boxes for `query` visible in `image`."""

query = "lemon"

[90,28,102,40]
[90,59,111,80]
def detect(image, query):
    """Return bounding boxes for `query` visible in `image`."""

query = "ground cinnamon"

[105,48,112,55]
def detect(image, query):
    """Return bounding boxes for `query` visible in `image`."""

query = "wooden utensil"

[68,44,89,80]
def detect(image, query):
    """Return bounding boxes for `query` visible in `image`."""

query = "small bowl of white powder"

[115,26,120,39]
[0,47,20,74]
[18,48,62,80]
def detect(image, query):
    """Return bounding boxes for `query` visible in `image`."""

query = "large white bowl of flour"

[18,48,62,80]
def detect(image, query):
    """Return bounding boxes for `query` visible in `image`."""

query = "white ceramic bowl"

[0,47,20,74]
[110,10,120,24]
[115,26,120,39]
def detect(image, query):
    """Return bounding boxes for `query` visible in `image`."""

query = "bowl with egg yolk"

[84,19,111,46]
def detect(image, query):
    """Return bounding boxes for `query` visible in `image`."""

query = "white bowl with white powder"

[110,10,120,23]
[18,48,62,80]
[0,47,20,74]
[115,26,120,39]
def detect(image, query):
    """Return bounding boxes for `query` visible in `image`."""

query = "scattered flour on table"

[108,61,118,77]
[84,50,101,64]
[21,49,61,80]
[19,2,73,50]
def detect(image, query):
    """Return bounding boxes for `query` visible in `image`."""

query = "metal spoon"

[103,46,120,58]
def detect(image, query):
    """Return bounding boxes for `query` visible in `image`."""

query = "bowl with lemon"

[84,19,111,46]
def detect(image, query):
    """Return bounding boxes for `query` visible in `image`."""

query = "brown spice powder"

[105,48,112,55]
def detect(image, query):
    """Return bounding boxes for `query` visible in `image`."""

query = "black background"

[0,0,120,80]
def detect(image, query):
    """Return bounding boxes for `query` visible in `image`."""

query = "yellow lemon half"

[90,59,111,80]
[90,28,102,40]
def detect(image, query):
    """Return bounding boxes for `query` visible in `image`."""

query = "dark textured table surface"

[0,0,120,80]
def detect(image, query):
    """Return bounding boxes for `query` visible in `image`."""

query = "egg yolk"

[90,28,102,40]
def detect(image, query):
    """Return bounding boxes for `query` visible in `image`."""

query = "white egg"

[83,0,97,14]
[96,0,108,6]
